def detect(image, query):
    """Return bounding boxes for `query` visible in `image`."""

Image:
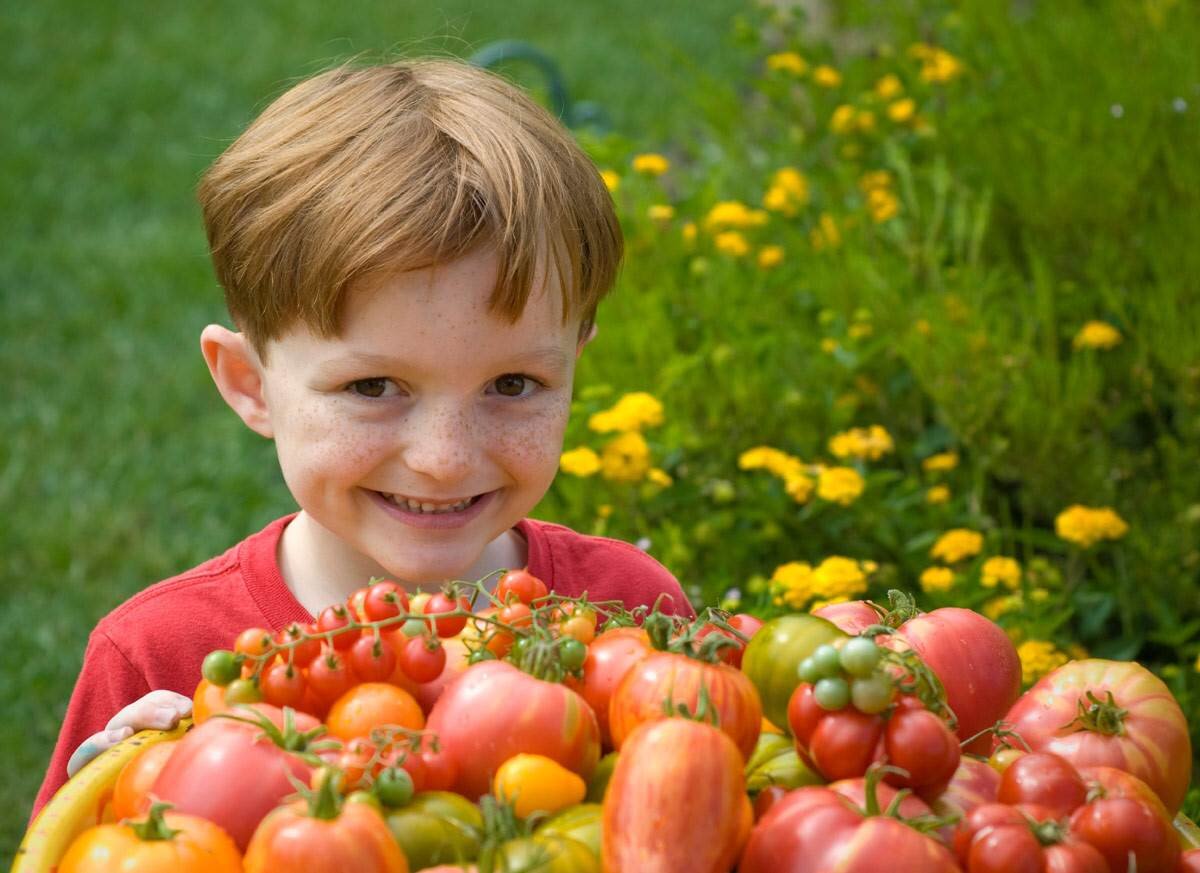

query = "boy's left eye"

[492,374,537,398]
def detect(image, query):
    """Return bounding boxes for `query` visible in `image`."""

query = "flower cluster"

[1054,505,1129,548]
[559,392,671,487]
[930,528,984,563]
[1016,639,1070,685]
[770,556,875,610]
[1072,321,1123,351]
[828,425,894,461]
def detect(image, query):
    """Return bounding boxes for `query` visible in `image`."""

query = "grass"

[0,0,739,853]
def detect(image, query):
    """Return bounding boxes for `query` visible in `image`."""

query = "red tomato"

[566,626,651,749]
[695,613,764,668]
[1069,795,1181,872]
[1180,849,1200,873]
[739,783,961,872]
[609,651,763,760]
[494,568,548,605]
[276,622,322,668]
[307,648,356,704]
[261,660,307,709]
[397,635,447,684]
[363,580,408,622]
[1077,764,1171,820]
[425,660,600,798]
[347,586,372,622]
[349,635,397,683]
[812,599,883,635]
[418,743,457,792]
[497,602,533,630]
[602,718,752,873]
[111,740,178,820]
[806,706,886,782]
[997,752,1088,819]
[883,706,961,799]
[317,605,358,650]
[954,803,1108,872]
[1001,658,1193,813]
[151,704,319,850]
[930,757,1000,842]
[424,592,469,638]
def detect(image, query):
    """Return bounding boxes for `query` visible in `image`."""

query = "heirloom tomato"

[1001,658,1192,813]
[953,803,1108,873]
[567,626,650,748]
[326,681,424,740]
[493,753,587,818]
[1069,794,1181,872]
[537,802,602,857]
[930,757,1001,830]
[997,752,1088,819]
[59,804,242,873]
[602,718,752,873]
[385,791,483,870]
[112,739,178,820]
[742,613,846,731]
[608,650,762,759]
[494,834,598,872]
[812,599,882,635]
[425,660,600,798]
[695,613,764,668]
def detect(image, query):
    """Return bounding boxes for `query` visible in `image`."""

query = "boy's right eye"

[347,378,395,398]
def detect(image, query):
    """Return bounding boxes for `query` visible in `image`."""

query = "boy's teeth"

[385,494,475,514]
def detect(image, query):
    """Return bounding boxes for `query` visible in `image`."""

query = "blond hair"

[198,58,622,355]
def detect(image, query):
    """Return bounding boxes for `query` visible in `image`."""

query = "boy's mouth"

[375,491,486,515]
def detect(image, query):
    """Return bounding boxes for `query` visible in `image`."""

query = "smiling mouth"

[376,492,486,515]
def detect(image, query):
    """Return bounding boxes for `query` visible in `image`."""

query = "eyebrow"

[317,347,570,376]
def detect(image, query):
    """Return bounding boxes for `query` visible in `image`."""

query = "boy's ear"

[576,322,598,358]
[199,325,274,438]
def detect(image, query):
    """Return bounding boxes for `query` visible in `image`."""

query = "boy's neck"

[277,511,527,617]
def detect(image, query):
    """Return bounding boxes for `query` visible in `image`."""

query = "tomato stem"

[1061,690,1128,736]
[127,802,182,842]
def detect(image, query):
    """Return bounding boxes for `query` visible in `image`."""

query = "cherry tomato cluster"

[798,637,895,715]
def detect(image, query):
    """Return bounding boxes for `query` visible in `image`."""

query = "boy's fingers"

[66,726,134,777]
[105,690,193,732]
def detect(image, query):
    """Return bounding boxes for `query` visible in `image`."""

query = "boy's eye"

[493,374,533,397]
[349,378,393,398]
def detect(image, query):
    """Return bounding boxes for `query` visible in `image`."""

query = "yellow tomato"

[59,806,242,873]
[494,753,587,818]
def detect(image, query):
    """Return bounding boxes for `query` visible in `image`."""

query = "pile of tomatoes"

[57,576,1199,872]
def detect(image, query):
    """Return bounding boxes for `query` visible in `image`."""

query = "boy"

[32,57,692,818]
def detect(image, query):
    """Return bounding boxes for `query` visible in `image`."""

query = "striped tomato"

[1001,658,1192,813]
[741,613,846,732]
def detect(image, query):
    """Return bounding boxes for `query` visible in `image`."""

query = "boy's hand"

[65,690,192,777]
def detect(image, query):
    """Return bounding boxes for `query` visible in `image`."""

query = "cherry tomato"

[997,752,1088,819]
[235,627,273,657]
[499,602,534,630]
[399,635,447,684]
[347,585,372,622]
[559,638,588,673]
[349,634,398,683]
[883,707,961,798]
[420,743,458,792]
[495,568,548,605]
[223,677,262,706]
[317,605,358,650]
[261,661,306,708]
[308,648,356,703]
[988,746,1025,774]
[560,614,597,646]
[364,580,409,622]
[425,592,470,638]
[373,765,414,808]
[275,622,321,668]
[202,650,241,687]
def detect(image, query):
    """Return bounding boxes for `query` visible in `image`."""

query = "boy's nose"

[399,406,478,484]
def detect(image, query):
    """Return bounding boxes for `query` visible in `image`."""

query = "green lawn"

[0,0,739,852]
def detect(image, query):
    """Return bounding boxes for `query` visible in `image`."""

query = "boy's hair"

[198,58,622,357]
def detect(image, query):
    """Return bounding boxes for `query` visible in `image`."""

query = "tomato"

[151,704,320,850]
[997,752,1088,819]
[235,627,273,658]
[888,607,1022,755]
[396,636,471,714]
[317,605,358,650]
[696,613,764,668]
[930,757,1001,836]
[275,622,322,668]
[261,660,307,709]
[609,651,763,760]
[398,634,447,683]
[739,781,961,872]
[585,751,618,803]
[494,753,587,818]
[498,601,534,631]
[1078,764,1171,821]
[883,705,961,799]
[744,731,822,795]
[495,568,548,605]
[989,746,1025,774]
[496,834,598,872]
[191,677,227,724]
[384,791,483,870]
[537,803,601,857]
[1001,658,1193,813]
[567,626,651,748]
[603,718,752,873]
[419,742,458,792]
[364,580,409,622]
[308,648,356,704]
[244,785,406,873]
[742,613,847,731]
[112,741,178,820]
[426,660,600,798]
[812,599,883,635]
[826,776,937,832]
[349,635,398,683]
[803,703,885,782]
[1069,795,1181,872]
[560,614,597,646]
[326,682,424,741]
[59,805,242,873]
[424,592,470,638]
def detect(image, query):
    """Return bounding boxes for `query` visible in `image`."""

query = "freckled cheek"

[273,404,395,486]
[483,397,571,480]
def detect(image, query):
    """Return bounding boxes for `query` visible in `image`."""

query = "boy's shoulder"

[517,518,694,617]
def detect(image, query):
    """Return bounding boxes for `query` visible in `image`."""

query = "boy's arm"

[29,630,189,822]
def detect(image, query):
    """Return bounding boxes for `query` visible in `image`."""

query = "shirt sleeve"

[29,629,151,822]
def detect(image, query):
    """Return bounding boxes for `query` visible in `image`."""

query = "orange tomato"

[112,741,178,820]
[59,807,242,873]
[326,682,424,741]
[191,678,227,724]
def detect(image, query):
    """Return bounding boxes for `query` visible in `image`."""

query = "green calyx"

[127,802,181,842]
[1063,689,1128,736]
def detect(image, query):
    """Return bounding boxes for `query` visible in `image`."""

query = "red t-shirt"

[31,514,692,818]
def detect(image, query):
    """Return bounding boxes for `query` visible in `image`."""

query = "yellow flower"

[772,168,809,201]
[827,425,894,461]
[848,322,873,340]
[926,485,951,505]
[600,170,620,192]
[874,73,904,99]
[715,231,751,257]
[783,471,814,504]
[810,212,841,250]
[738,446,806,479]
[763,186,793,215]
[858,170,894,193]
[930,528,984,563]
[1072,321,1123,350]
[984,594,1023,621]
[705,200,769,231]
[647,204,675,222]
[599,431,651,482]
[813,65,842,88]
[909,44,964,83]
[766,52,808,76]
[771,561,815,609]
[811,556,869,601]
[1055,505,1130,548]
[914,318,932,336]
[647,467,673,487]
[588,392,665,434]
[1017,640,1069,685]
[820,337,840,354]
[866,187,899,223]
[757,245,785,269]
[981,556,1022,590]
[817,466,865,505]
[632,153,670,176]
[922,451,959,472]
[597,504,613,519]
[830,104,858,134]
[559,446,601,477]
[919,566,956,593]
[682,222,698,247]
[887,98,917,124]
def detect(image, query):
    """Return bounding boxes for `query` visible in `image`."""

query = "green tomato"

[493,833,599,872]
[744,732,822,794]
[559,637,587,673]
[537,802,602,857]
[797,657,823,685]
[742,614,847,730]
[838,636,881,678]
[385,791,483,869]
[810,644,843,678]
[374,766,415,808]
[401,618,428,637]
[201,649,240,686]
[813,677,850,710]
[850,674,895,714]
[585,752,618,803]
[223,677,262,705]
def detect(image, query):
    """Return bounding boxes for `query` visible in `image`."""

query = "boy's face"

[241,247,589,583]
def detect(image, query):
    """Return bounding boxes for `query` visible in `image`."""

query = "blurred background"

[4,0,1199,852]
